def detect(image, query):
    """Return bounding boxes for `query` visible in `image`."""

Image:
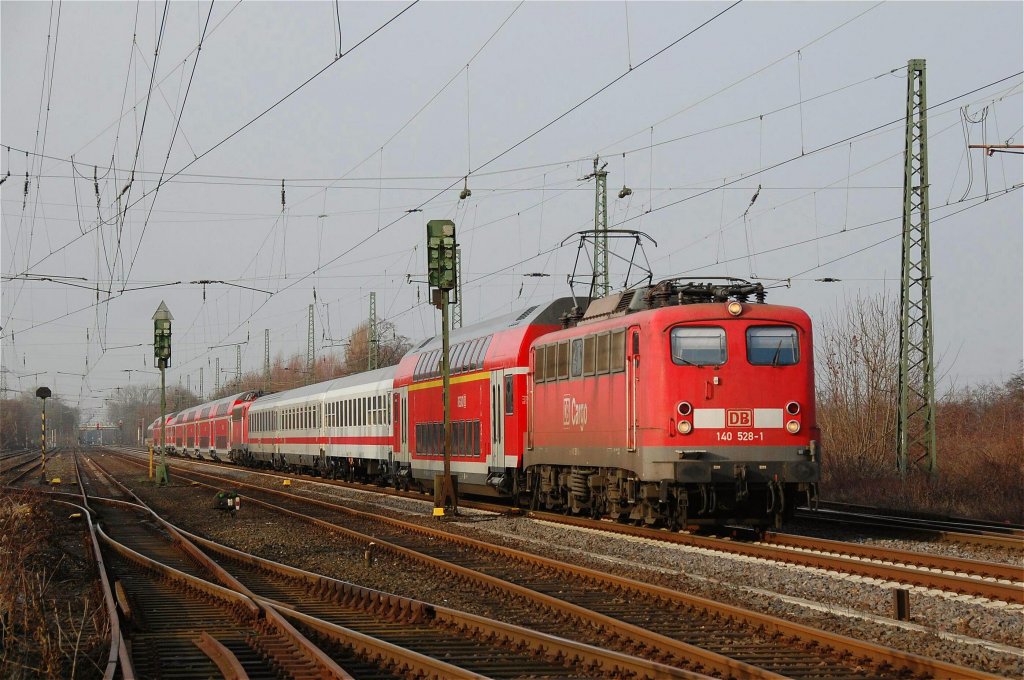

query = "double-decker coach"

[393,298,575,495]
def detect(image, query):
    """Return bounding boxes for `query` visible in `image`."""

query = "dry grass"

[0,492,107,679]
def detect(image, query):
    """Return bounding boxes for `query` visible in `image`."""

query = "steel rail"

[94,517,351,679]
[194,632,249,680]
[124,453,1002,680]
[108,455,781,679]
[86,456,651,680]
[794,509,1024,549]
[180,525,713,680]
[79,461,352,679]
[763,531,1024,582]
[523,512,1024,604]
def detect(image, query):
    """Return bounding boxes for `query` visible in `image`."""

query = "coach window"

[454,342,469,373]
[670,327,727,366]
[504,375,514,415]
[570,338,584,378]
[747,326,799,366]
[474,336,491,369]
[610,329,626,372]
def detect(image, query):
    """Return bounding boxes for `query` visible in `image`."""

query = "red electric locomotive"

[525,279,820,528]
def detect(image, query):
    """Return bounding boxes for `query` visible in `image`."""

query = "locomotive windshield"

[670,327,726,366]
[746,326,799,366]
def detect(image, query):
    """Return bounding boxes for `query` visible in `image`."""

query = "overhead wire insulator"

[459,176,471,200]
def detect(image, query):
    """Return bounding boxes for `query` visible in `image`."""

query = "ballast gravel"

[102,455,1023,678]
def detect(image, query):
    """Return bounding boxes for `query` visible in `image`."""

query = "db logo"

[726,409,752,427]
[562,395,588,430]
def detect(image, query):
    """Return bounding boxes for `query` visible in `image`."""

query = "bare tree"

[815,293,900,480]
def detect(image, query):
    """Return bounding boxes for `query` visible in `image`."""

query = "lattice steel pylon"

[306,304,314,385]
[368,292,379,371]
[586,156,610,298]
[264,329,271,390]
[452,248,463,329]
[897,58,937,477]
[215,357,221,392]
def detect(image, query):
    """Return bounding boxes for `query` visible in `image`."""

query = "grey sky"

[2,1,1021,424]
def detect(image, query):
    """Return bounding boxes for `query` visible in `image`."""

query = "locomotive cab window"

[747,326,799,366]
[671,327,727,366]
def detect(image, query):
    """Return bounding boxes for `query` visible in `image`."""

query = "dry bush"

[815,294,1024,522]
[0,492,107,679]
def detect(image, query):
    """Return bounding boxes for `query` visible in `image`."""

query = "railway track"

[83,452,706,679]
[794,505,1024,550]
[521,513,1024,603]
[101,448,1002,680]
[108,446,1023,604]
[1,449,51,485]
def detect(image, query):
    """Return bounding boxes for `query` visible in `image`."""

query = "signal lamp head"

[677,401,693,417]
[677,420,693,435]
[786,401,801,415]
[727,301,743,316]
[786,419,801,434]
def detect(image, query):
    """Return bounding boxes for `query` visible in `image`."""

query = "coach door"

[626,327,640,451]
[490,370,505,468]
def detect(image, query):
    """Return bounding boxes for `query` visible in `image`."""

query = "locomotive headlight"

[786,419,801,434]
[727,301,743,316]
[786,401,801,415]
[677,420,693,435]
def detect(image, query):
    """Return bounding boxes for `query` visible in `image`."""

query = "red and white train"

[147,279,820,527]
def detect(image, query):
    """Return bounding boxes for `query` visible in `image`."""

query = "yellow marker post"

[283,479,292,486]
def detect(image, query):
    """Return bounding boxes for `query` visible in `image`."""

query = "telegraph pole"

[897,59,937,477]
[368,292,379,371]
[427,220,458,516]
[584,156,610,298]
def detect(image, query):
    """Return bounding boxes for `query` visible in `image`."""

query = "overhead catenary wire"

[121,0,216,292]
[2,0,421,303]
